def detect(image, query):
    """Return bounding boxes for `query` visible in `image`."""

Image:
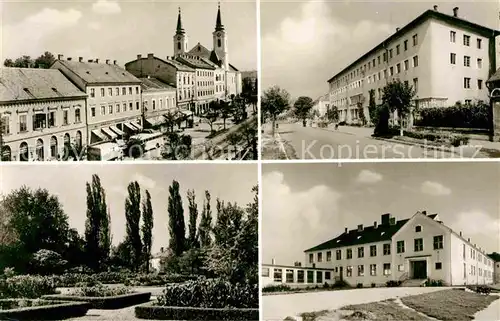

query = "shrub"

[450,135,469,147]
[371,283,376,288]
[425,279,444,287]
[72,284,132,297]
[262,284,291,293]
[123,274,198,287]
[323,282,330,289]
[156,279,258,309]
[356,283,363,288]
[415,103,489,129]
[386,280,402,287]
[332,280,349,289]
[0,275,57,299]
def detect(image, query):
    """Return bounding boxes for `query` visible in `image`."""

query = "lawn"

[339,299,434,321]
[261,135,297,160]
[401,289,499,321]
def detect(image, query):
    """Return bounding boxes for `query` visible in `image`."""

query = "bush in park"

[0,275,57,299]
[415,103,489,129]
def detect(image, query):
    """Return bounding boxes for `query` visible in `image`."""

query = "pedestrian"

[335,123,339,130]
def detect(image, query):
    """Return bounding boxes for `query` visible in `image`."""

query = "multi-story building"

[178,4,242,98]
[124,54,196,112]
[487,253,500,284]
[0,68,87,161]
[303,211,494,286]
[176,55,216,114]
[51,57,143,145]
[327,6,500,124]
[140,77,177,128]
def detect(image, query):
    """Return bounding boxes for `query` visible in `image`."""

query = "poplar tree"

[141,190,153,272]
[198,191,212,248]
[187,189,199,249]
[125,181,142,272]
[167,180,185,257]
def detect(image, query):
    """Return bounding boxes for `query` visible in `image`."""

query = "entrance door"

[412,260,427,279]
[339,266,343,281]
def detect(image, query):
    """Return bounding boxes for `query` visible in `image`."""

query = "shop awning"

[110,125,124,135]
[123,122,138,132]
[132,121,143,131]
[91,129,107,141]
[145,117,164,127]
[102,127,118,140]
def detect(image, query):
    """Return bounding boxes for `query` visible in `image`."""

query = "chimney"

[345,227,348,233]
[58,54,64,60]
[106,59,110,64]
[396,27,400,32]
[460,231,462,237]
[113,60,117,65]
[137,54,142,60]
[381,213,391,225]
[453,7,459,17]
[67,57,72,61]
[160,247,164,253]
[88,59,93,63]
[95,59,99,63]
[78,57,83,62]
[422,210,427,215]
[357,224,364,232]
[147,53,154,59]
[468,238,471,242]
[390,217,396,225]
[271,258,275,265]
[374,221,378,229]
[433,5,438,11]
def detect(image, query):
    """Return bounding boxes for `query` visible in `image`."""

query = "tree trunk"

[271,116,276,137]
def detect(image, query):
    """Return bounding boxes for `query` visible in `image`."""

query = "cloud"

[356,170,382,184]
[421,181,451,196]
[262,171,343,265]
[92,0,121,15]
[452,211,500,236]
[262,0,393,98]
[131,173,159,192]
[88,22,101,30]
[2,8,82,60]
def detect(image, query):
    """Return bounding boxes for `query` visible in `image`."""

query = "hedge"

[415,104,490,129]
[156,279,258,309]
[135,304,259,320]
[42,292,151,310]
[0,299,90,320]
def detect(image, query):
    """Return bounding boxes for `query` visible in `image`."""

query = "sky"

[0,163,257,254]
[262,162,500,265]
[261,0,500,100]
[0,0,257,71]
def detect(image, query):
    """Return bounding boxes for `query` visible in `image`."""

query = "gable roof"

[229,63,239,72]
[304,214,438,252]
[140,77,176,92]
[188,43,212,58]
[0,67,86,103]
[327,9,500,83]
[53,60,141,85]
[124,56,195,73]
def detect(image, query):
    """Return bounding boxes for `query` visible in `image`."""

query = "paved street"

[272,122,484,159]
[262,287,447,320]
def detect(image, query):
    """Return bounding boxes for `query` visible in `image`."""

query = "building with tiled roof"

[327,5,500,125]
[262,211,495,289]
[312,94,330,118]
[139,77,178,128]
[51,57,144,145]
[0,67,87,161]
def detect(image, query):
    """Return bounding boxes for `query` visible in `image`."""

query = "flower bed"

[42,291,151,310]
[0,299,90,320]
[0,275,57,299]
[134,279,258,320]
[135,304,259,320]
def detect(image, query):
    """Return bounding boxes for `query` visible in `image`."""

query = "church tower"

[173,8,188,57]
[212,3,229,70]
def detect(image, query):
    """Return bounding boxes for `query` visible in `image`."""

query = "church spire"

[215,2,224,31]
[176,7,185,35]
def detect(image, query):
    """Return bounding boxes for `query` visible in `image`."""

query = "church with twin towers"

[173,3,242,100]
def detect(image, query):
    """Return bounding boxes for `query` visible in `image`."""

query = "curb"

[372,137,459,154]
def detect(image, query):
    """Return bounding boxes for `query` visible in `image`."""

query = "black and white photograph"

[260,1,500,160]
[262,162,500,320]
[0,163,258,320]
[0,0,258,161]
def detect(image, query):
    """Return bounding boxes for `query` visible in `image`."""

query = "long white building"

[327,6,500,124]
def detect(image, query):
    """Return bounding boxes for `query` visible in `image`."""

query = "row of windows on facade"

[331,30,483,89]
[333,78,419,107]
[450,53,483,69]
[144,98,176,111]
[1,109,82,135]
[331,56,419,94]
[468,264,492,278]
[89,86,140,98]
[197,70,215,78]
[90,102,140,117]
[309,235,444,263]
[462,243,493,267]
[2,132,83,162]
[267,269,333,284]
